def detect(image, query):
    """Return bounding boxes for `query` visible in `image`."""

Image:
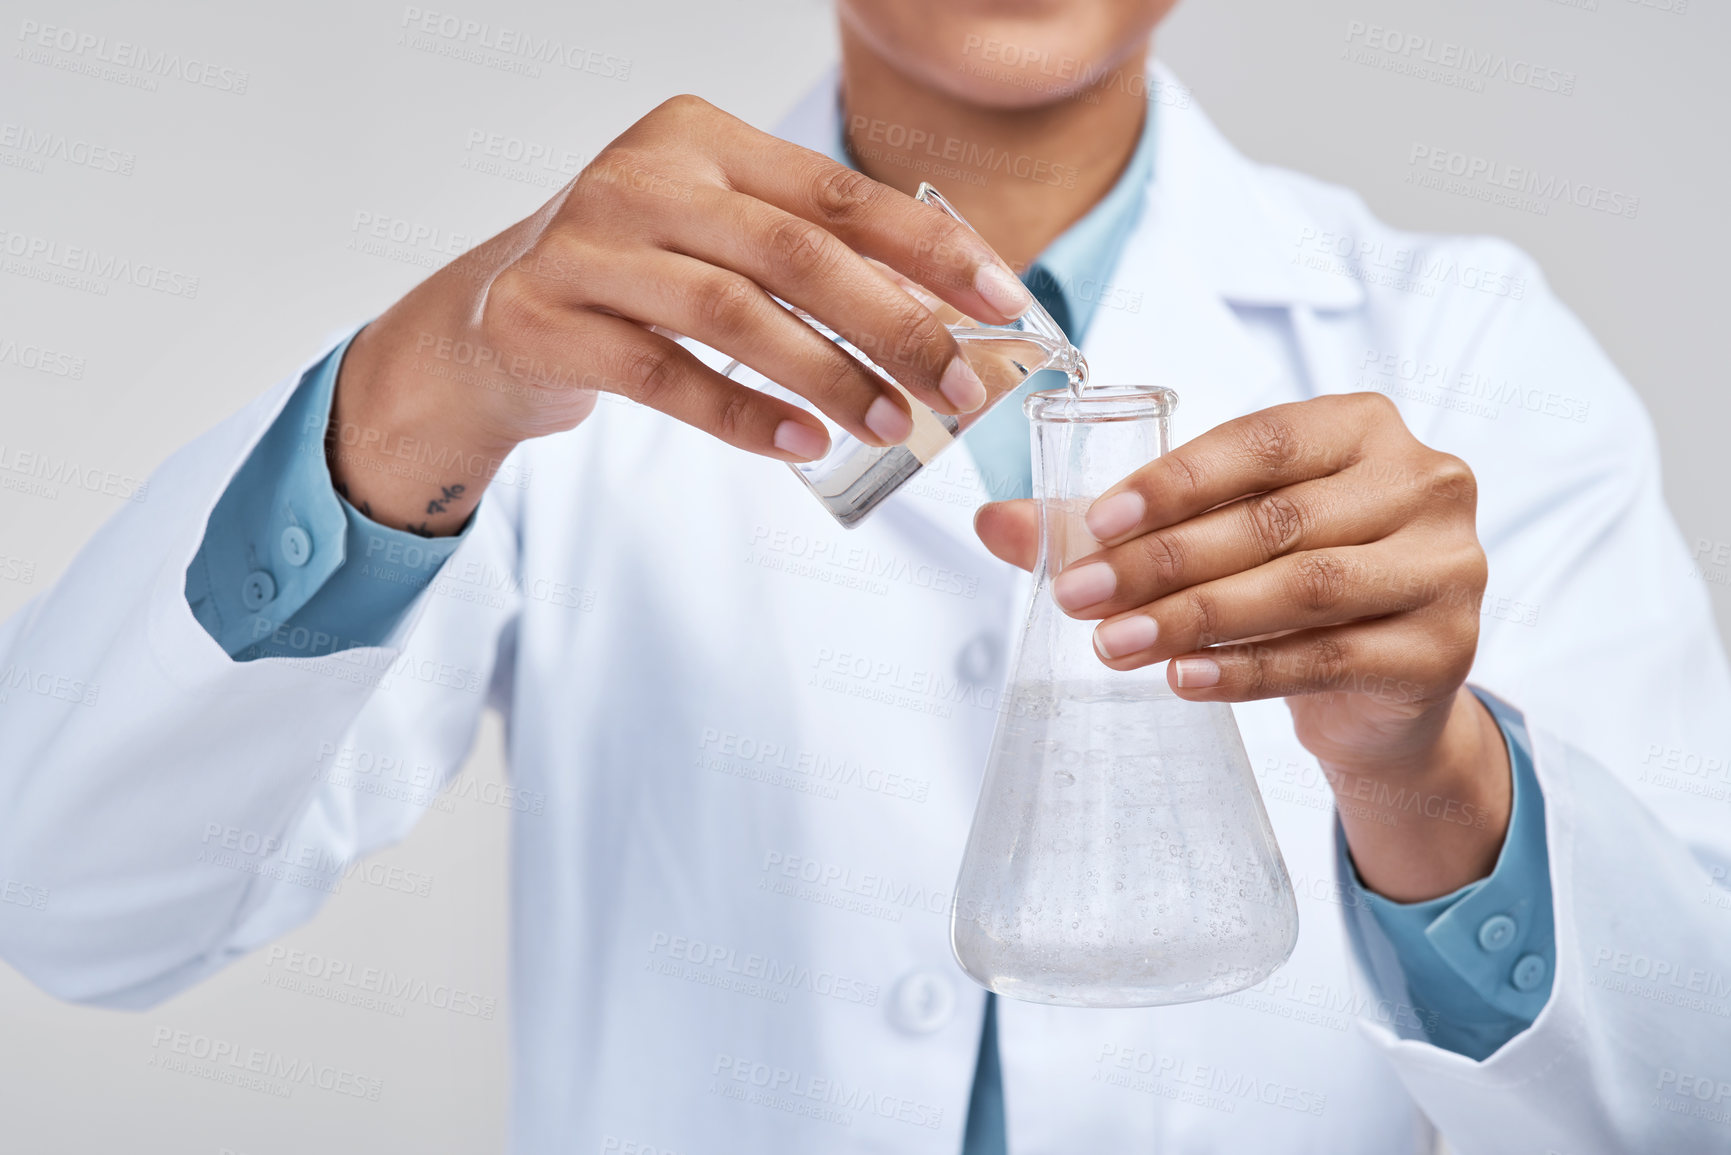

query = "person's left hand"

[973,392,1512,902]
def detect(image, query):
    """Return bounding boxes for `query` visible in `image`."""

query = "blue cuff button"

[280,525,312,567]
[1511,953,1548,992]
[1477,914,1517,952]
[241,570,276,610]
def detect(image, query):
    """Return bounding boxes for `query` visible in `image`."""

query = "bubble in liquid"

[1053,770,1076,787]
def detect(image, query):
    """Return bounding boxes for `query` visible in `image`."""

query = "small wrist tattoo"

[426,483,467,516]
[333,479,373,521]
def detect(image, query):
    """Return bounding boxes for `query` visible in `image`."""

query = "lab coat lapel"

[1081,66,1364,447]
[1081,214,1291,450]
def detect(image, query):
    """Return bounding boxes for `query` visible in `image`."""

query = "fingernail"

[1094,616,1159,660]
[1052,562,1115,612]
[974,263,1031,319]
[1087,491,1145,541]
[939,357,988,413]
[864,395,913,444]
[774,419,829,461]
[1173,657,1220,688]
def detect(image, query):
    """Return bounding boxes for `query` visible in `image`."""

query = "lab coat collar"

[1141,64,1365,311]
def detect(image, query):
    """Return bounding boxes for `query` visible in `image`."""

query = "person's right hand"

[325,94,1034,536]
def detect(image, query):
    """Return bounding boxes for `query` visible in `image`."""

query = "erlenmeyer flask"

[719,183,1082,527]
[951,385,1299,1008]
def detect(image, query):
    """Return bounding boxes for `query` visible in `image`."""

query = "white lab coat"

[3,63,1729,1154]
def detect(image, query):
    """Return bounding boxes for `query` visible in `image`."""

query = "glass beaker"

[718,183,1081,528]
[950,385,1299,1008]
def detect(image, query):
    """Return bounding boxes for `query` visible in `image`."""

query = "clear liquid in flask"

[952,679,1297,1007]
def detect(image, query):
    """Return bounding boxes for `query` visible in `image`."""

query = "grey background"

[0,0,1721,1150]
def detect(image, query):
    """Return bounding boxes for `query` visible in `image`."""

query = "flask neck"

[1026,387,1175,582]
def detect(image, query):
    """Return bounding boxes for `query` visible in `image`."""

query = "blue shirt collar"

[1021,111,1155,344]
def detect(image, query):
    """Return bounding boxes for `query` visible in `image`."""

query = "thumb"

[973,499,1039,571]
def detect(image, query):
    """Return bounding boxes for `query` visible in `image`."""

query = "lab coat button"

[1511,953,1549,992]
[241,571,276,611]
[280,525,312,567]
[888,969,956,1035]
[956,632,1001,683]
[1477,914,1517,952]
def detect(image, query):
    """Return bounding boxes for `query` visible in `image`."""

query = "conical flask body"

[951,387,1300,1007]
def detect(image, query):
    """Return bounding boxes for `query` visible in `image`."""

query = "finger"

[1082,393,1410,544]
[1089,540,1459,667]
[712,128,1035,324]
[1163,621,1468,711]
[1051,472,1411,619]
[560,311,832,460]
[665,188,990,417]
[587,250,918,447]
[974,499,1038,570]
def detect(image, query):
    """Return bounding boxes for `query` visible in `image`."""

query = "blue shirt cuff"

[1349,689,1554,1059]
[186,331,470,661]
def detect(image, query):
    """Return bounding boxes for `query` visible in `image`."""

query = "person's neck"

[837,25,1150,271]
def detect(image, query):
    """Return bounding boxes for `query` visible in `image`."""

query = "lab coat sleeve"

[1334,243,1731,1153]
[0,332,525,1009]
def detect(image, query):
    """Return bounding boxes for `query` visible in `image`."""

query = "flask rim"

[1023,385,1178,424]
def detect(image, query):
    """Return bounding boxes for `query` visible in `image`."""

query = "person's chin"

[894,50,1103,111]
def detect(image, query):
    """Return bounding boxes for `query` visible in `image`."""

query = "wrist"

[327,316,519,536]
[1327,689,1513,902]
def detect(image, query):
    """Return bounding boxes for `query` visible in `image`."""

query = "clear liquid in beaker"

[739,326,1087,526]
